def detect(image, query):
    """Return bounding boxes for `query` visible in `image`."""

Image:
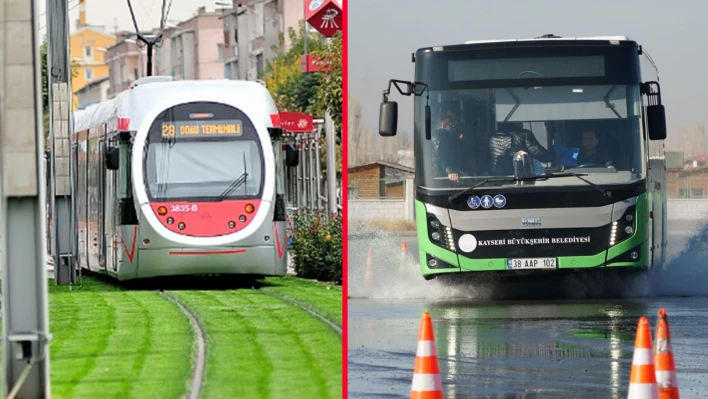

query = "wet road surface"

[347,219,708,397]
[348,297,708,398]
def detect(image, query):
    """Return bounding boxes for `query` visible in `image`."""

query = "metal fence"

[348,178,407,200]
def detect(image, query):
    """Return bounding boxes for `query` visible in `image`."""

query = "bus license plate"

[507,258,557,270]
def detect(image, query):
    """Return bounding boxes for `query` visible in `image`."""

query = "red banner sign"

[305,0,342,37]
[276,112,314,133]
[300,54,332,73]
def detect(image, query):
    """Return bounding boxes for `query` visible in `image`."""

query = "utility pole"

[47,0,75,285]
[325,110,338,217]
[1,0,53,397]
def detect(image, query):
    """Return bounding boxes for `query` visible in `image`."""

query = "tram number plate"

[507,258,557,270]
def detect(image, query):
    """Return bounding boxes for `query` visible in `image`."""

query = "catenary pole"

[0,0,53,397]
[47,0,74,285]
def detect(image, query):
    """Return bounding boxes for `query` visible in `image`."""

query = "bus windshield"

[143,102,265,201]
[413,46,646,191]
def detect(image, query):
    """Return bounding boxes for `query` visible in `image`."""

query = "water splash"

[647,219,708,297]
[348,219,708,300]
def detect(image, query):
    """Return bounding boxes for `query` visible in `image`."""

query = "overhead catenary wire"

[126,0,169,76]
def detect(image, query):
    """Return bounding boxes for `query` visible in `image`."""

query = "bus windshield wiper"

[215,172,248,202]
[547,172,612,198]
[448,172,611,203]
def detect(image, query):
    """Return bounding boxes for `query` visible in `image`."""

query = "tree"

[263,22,324,113]
[263,24,342,175]
[311,31,342,132]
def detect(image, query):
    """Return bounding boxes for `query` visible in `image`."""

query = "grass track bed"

[3,278,194,399]
[171,288,342,399]
[1,275,342,399]
[262,276,342,327]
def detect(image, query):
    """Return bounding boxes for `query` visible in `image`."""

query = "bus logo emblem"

[522,218,541,227]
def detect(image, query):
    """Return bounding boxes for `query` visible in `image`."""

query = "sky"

[38,0,221,36]
[349,0,708,136]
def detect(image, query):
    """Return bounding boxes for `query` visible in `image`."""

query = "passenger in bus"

[487,122,556,176]
[577,130,615,167]
[433,111,472,182]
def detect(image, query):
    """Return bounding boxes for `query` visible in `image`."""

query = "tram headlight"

[157,206,168,216]
[245,204,255,214]
[239,215,247,223]
[178,222,186,230]
[228,220,236,229]
[166,217,174,225]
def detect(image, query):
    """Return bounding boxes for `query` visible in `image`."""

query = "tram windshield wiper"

[215,172,249,202]
[448,172,612,203]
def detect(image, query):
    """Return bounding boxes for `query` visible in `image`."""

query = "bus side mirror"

[105,146,120,170]
[379,101,398,136]
[647,104,667,140]
[285,143,299,167]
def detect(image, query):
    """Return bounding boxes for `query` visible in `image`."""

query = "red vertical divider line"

[341,0,349,397]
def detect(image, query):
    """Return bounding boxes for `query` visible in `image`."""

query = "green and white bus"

[378,35,668,280]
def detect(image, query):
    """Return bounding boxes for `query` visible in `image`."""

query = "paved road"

[348,298,708,398]
[348,219,708,398]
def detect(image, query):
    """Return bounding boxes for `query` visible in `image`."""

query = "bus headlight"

[609,205,636,246]
[427,214,455,251]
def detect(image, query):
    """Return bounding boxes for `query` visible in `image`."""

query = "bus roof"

[464,35,629,45]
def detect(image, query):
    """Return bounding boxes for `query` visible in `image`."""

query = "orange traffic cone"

[364,246,374,287]
[655,308,679,399]
[628,316,659,399]
[398,241,409,279]
[411,312,443,399]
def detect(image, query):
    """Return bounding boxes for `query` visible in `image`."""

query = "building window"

[85,67,93,81]
[692,188,704,199]
[225,63,231,79]
[679,188,688,198]
[217,44,224,61]
[84,46,92,59]
[256,53,264,78]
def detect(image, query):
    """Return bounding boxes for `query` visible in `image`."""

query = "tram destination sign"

[161,119,243,138]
